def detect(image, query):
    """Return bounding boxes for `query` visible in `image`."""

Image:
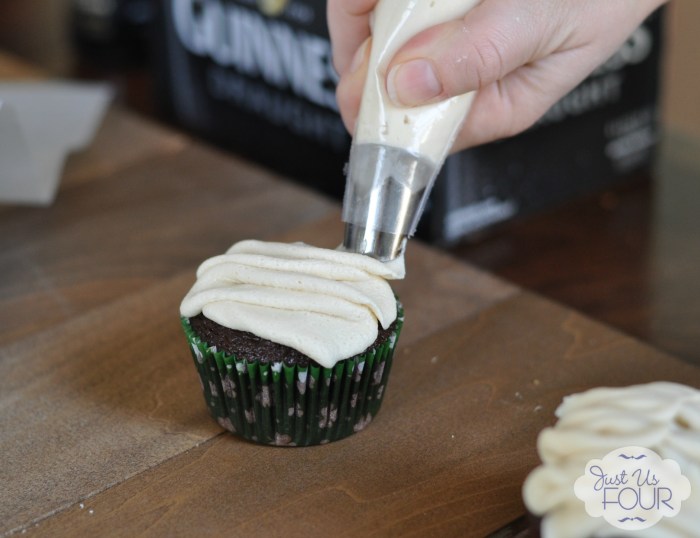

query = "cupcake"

[180,240,405,446]
[523,382,700,537]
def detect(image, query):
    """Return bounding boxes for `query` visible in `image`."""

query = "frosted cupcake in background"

[524,382,700,537]
[180,240,404,446]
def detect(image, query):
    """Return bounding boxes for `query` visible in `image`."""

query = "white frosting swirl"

[180,240,404,368]
[523,382,700,538]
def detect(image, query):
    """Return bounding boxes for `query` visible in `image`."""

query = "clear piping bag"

[341,0,480,261]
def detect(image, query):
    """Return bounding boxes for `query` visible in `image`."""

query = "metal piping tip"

[342,223,407,262]
[340,143,438,263]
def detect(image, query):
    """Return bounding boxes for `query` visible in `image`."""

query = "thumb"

[386,0,565,107]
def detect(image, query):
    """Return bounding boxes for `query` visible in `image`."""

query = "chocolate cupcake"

[180,240,405,446]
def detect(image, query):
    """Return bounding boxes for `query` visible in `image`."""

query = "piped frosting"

[523,382,700,538]
[180,240,404,368]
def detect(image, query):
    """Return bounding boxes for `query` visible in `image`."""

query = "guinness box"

[155,1,665,245]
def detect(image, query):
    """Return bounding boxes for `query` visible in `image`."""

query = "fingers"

[386,0,570,107]
[333,0,667,149]
[327,0,378,73]
[335,0,565,136]
[448,0,666,151]
[453,45,594,151]
[336,0,558,135]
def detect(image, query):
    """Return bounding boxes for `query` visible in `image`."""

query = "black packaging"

[155,0,349,195]
[155,1,664,244]
[72,0,156,65]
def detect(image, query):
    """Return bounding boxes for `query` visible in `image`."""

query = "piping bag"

[341,0,480,262]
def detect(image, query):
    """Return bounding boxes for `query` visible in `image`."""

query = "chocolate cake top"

[188,313,398,367]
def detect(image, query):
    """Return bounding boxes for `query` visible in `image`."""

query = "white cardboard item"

[0,81,114,205]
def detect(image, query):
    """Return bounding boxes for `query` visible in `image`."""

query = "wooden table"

[2,51,700,537]
[452,134,700,366]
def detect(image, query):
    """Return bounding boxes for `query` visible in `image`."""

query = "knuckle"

[467,36,507,90]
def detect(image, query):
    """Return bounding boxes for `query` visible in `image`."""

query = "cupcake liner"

[181,304,404,446]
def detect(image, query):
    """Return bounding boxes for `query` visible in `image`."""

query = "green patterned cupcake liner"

[181,304,404,446]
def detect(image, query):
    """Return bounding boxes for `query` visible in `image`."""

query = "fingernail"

[349,38,370,74]
[387,59,443,106]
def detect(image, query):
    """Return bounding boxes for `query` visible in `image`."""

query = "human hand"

[328,0,667,153]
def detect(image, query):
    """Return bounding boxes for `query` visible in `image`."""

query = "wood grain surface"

[16,293,700,538]
[452,135,700,365]
[0,219,518,535]
[0,141,335,347]
[0,51,43,79]
[1,50,520,536]
[2,50,699,537]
